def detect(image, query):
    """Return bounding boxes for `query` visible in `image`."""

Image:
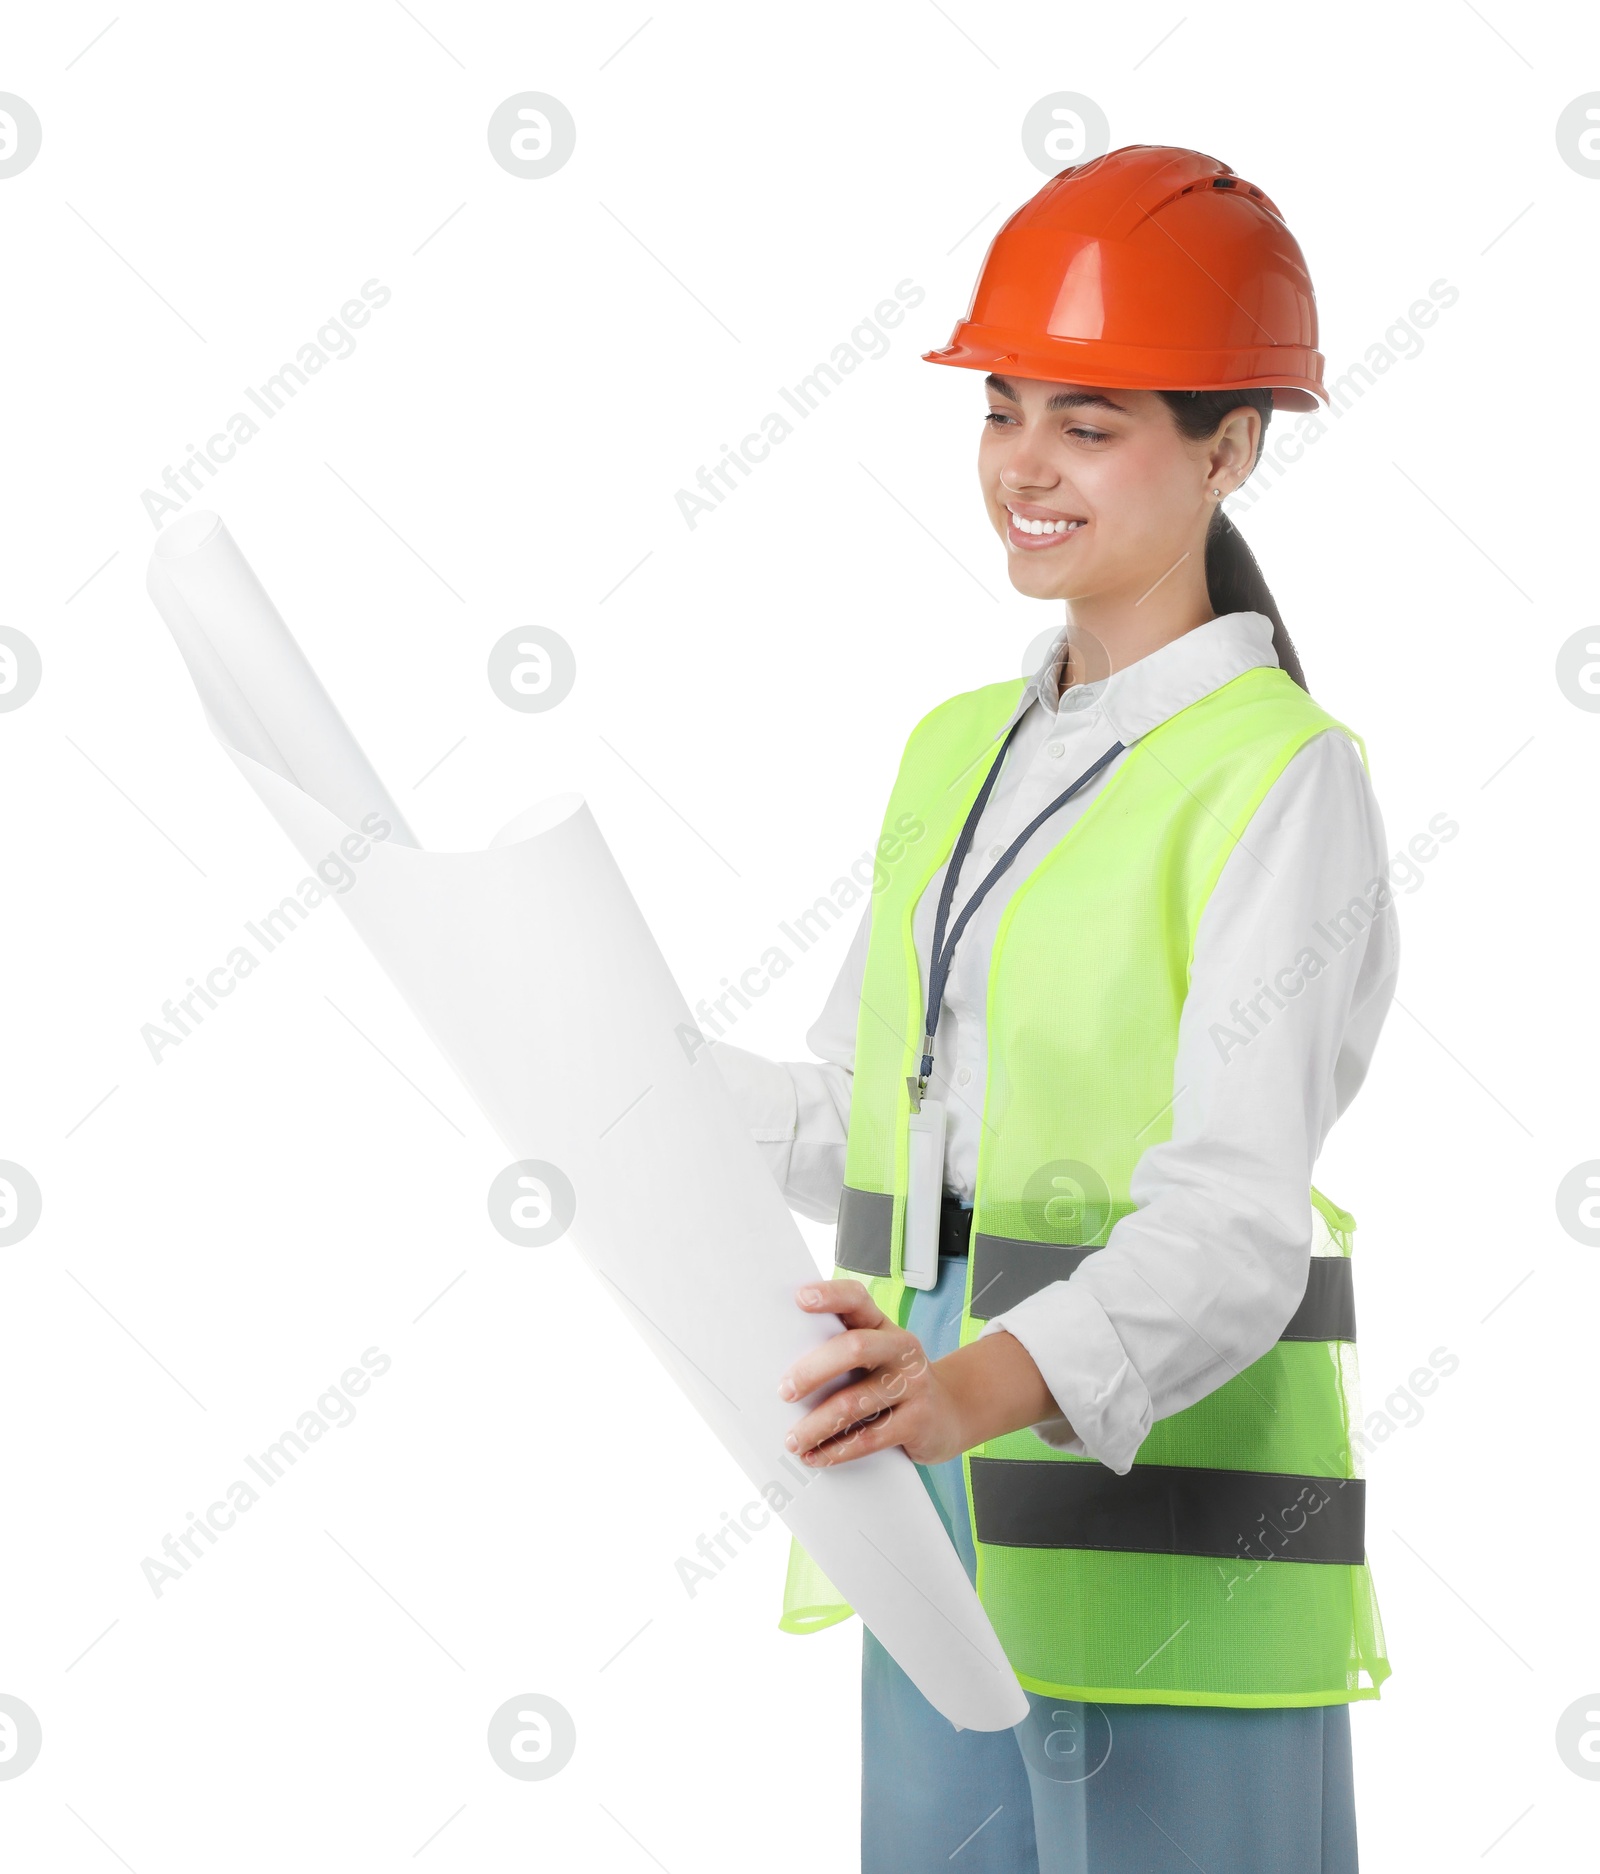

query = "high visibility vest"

[779,663,1391,1708]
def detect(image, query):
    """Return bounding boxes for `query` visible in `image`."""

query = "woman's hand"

[777,1279,968,1466]
[776,1278,1068,1468]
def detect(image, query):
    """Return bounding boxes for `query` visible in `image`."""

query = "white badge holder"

[902,1096,947,1290]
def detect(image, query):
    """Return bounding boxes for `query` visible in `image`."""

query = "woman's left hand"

[776,1278,972,1467]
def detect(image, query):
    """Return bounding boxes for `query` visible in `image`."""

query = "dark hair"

[1153,387,1307,691]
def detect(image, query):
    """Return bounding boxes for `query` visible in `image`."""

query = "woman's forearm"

[935,1328,1070,1451]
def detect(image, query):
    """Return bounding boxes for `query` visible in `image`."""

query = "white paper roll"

[146,513,1028,1733]
[148,511,418,847]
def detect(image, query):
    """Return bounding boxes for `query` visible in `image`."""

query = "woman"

[714,144,1395,1873]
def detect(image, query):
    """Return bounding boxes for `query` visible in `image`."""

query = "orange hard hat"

[923,144,1326,412]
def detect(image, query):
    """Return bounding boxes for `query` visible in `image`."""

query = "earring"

[1212,487,1222,496]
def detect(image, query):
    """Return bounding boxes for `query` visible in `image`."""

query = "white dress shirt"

[712,612,1398,1473]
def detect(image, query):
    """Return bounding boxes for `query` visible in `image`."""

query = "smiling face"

[979,374,1260,608]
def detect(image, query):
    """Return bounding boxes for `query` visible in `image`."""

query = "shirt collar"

[993,611,1281,745]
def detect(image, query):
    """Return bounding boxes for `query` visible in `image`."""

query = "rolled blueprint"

[146,513,1028,1734]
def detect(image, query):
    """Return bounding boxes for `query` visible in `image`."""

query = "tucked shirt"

[711,612,1398,1473]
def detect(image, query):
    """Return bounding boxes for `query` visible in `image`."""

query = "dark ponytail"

[1154,387,1307,692]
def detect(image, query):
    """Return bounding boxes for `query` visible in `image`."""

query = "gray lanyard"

[909,719,1125,1108]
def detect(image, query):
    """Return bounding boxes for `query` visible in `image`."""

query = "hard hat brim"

[922,327,1326,414]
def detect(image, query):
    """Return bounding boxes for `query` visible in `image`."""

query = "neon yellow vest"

[779,664,1390,1708]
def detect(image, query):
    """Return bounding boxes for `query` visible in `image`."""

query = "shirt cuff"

[978,1283,1153,1474]
[705,1039,857,1225]
[706,1040,798,1142]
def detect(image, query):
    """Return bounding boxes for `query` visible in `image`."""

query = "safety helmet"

[923,144,1327,411]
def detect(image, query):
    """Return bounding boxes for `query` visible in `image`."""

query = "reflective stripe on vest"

[833,1191,1357,1342]
[969,1458,1366,1565]
[834,1185,893,1277]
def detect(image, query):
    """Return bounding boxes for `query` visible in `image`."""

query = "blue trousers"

[861,1248,1359,1874]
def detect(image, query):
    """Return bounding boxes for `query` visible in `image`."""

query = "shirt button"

[956,1066,972,1085]
[988,843,1003,860]
[1046,741,1064,758]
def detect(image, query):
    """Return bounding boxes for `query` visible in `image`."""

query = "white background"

[1,2,1593,1868]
